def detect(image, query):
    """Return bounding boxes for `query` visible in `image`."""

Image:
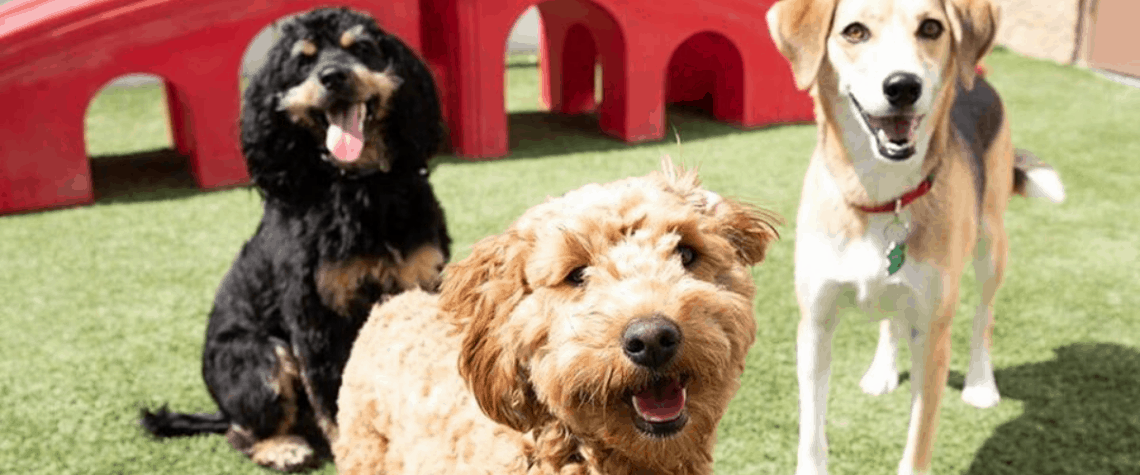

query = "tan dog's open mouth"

[629,375,689,437]
[850,94,923,160]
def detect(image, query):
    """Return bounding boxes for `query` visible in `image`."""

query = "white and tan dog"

[766,0,1065,474]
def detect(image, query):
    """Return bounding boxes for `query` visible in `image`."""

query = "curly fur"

[334,160,780,474]
[141,8,450,472]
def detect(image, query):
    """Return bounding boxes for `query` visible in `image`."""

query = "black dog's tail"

[140,406,229,437]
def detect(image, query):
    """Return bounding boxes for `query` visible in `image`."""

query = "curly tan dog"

[334,161,780,474]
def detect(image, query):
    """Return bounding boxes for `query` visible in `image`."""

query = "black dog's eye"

[677,245,697,268]
[918,19,944,39]
[352,37,379,52]
[564,266,588,287]
[842,23,870,43]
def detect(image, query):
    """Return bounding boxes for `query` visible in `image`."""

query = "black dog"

[141,8,450,472]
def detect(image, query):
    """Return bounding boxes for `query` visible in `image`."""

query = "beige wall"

[993,0,1139,78]
[993,0,1085,64]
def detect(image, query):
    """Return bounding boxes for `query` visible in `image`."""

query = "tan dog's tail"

[1013,149,1066,204]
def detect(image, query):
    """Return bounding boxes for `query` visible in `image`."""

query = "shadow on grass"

[90,149,247,204]
[92,110,804,201]
[433,106,806,166]
[948,343,1140,475]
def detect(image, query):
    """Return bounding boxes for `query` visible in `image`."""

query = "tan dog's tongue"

[325,103,365,162]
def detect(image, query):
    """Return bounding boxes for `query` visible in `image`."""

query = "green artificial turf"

[2,48,1137,474]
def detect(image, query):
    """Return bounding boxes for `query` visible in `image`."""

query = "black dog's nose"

[883,72,922,107]
[319,67,350,93]
[622,316,682,368]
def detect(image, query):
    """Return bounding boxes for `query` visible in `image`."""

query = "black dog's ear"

[239,45,324,201]
[382,37,443,164]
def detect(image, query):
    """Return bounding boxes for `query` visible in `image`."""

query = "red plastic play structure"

[0,0,422,214]
[0,0,811,215]
[423,0,812,158]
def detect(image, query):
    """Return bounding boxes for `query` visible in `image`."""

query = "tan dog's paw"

[859,363,900,396]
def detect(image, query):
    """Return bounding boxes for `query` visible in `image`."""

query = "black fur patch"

[951,79,1003,215]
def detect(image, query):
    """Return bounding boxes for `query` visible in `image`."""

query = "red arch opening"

[665,31,745,124]
[552,23,599,114]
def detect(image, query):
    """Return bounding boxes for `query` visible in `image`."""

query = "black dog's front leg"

[290,304,359,442]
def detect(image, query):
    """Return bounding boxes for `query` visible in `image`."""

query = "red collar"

[854,175,935,214]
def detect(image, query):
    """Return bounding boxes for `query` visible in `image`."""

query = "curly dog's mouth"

[627,374,689,437]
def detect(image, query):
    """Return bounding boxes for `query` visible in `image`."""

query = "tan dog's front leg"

[795,286,841,475]
[860,319,902,396]
[899,296,956,475]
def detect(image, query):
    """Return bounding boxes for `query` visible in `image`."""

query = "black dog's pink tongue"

[632,379,686,423]
[325,103,365,162]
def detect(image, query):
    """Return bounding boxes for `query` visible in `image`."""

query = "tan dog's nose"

[622,316,682,368]
[883,72,922,107]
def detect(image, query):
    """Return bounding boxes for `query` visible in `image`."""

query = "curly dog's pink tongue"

[325,103,365,163]
[632,379,686,423]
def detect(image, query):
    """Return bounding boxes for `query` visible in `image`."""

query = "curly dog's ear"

[704,192,781,266]
[657,157,781,266]
[766,0,838,90]
[442,232,544,432]
[946,0,999,90]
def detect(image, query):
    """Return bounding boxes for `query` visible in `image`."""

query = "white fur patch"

[1024,167,1066,204]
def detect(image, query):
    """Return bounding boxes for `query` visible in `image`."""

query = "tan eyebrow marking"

[340,25,366,49]
[291,39,317,57]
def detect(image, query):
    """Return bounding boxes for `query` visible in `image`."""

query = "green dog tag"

[886,242,907,275]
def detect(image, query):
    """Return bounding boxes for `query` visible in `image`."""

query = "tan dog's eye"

[677,245,697,268]
[918,19,944,39]
[564,266,587,287]
[841,23,870,43]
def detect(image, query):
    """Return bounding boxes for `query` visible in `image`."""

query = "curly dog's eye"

[564,266,588,287]
[677,245,697,268]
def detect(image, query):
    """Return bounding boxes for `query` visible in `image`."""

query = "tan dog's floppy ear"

[766,0,838,90]
[704,191,782,265]
[442,232,544,432]
[946,0,999,89]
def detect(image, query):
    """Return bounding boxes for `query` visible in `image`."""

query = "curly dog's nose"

[319,67,351,93]
[622,316,681,368]
[883,72,922,107]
